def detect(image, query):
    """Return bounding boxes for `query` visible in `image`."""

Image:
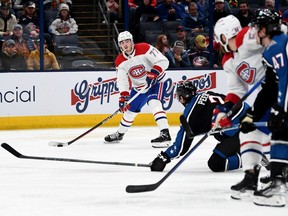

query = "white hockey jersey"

[222,27,266,104]
[115,42,169,93]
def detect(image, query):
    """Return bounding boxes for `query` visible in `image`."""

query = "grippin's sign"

[71,72,217,113]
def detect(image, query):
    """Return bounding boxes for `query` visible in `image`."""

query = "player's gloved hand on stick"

[150,151,171,172]
[146,69,159,89]
[211,102,233,129]
[268,104,288,133]
[119,91,130,113]
[240,108,256,133]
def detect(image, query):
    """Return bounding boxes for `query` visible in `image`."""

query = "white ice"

[0,126,287,216]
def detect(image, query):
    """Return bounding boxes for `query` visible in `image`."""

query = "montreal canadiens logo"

[129,65,146,78]
[236,62,256,84]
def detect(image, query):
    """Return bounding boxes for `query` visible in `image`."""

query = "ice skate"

[151,129,171,148]
[260,174,271,184]
[254,176,287,207]
[260,166,288,186]
[231,165,261,200]
[104,131,124,143]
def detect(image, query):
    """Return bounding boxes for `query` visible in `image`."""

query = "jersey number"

[149,48,158,57]
[208,95,225,104]
[272,53,284,69]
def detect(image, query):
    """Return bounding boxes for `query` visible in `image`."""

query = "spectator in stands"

[1,0,12,7]
[188,34,216,67]
[264,0,283,15]
[165,40,191,68]
[43,0,72,10]
[49,3,78,35]
[13,0,37,17]
[0,3,17,41]
[234,0,254,27]
[213,0,231,25]
[0,39,27,71]
[135,0,158,23]
[106,0,119,23]
[2,24,35,62]
[264,0,275,10]
[181,2,208,33]
[198,0,209,19]
[156,0,181,21]
[18,1,40,37]
[170,25,193,50]
[27,39,60,70]
[178,0,192,19]
[155,34,170,55]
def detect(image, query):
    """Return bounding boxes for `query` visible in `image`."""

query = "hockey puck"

[57,144,63,147]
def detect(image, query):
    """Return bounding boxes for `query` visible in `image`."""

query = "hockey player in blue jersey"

[241,9,288,207]
[150,81,251,173]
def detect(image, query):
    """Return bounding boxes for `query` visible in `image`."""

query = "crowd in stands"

[1,0,288,70]
[0,0,81,71]
[124,0,288,69]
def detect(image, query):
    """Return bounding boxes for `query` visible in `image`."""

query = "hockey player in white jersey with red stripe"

[104,31,171,148]
[213,15,272,200]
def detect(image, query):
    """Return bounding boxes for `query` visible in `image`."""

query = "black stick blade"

[1,143,23,158]
[126,183,159,193]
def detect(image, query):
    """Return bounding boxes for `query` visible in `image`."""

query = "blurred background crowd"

[0,0,287,71]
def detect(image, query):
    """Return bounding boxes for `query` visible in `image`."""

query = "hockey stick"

[126,77,265,193]
[180,115,267,139]
[126,132,211,193]
[48,90,143,147]
[1,143,150,167]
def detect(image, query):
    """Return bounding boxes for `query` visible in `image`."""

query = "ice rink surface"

[0,126,287,216]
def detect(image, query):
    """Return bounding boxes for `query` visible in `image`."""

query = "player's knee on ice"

[208,151,241,172]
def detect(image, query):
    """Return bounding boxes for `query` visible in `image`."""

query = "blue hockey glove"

[146,69,159,89]
[119,91,130,113]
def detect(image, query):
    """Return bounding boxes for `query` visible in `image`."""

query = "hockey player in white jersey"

[104,31,171,148]
[213,15,272,200]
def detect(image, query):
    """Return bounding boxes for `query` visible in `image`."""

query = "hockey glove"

[150,151,171,172]
[119,91,130,113]
[211,102,233,129]
[240,108,256,133]
[268,104,288,133]
[146,69,159,89]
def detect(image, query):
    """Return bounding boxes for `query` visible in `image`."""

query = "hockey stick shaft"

[126,78,265,193]
[49,90,143,147]
[126,132,210,193]
[226,76,265,117]
[1,143,150,167]
[180,115,267,139]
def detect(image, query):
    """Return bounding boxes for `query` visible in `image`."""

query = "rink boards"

[0,70,228,129]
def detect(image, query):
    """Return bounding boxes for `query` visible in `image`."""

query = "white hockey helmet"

[118,31,134,46]
[214,15,242,52]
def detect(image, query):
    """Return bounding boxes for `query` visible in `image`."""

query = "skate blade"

[151,141,171,148]
[103,140,122,144]
[253,195,286,207]
[231,189,254,201]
